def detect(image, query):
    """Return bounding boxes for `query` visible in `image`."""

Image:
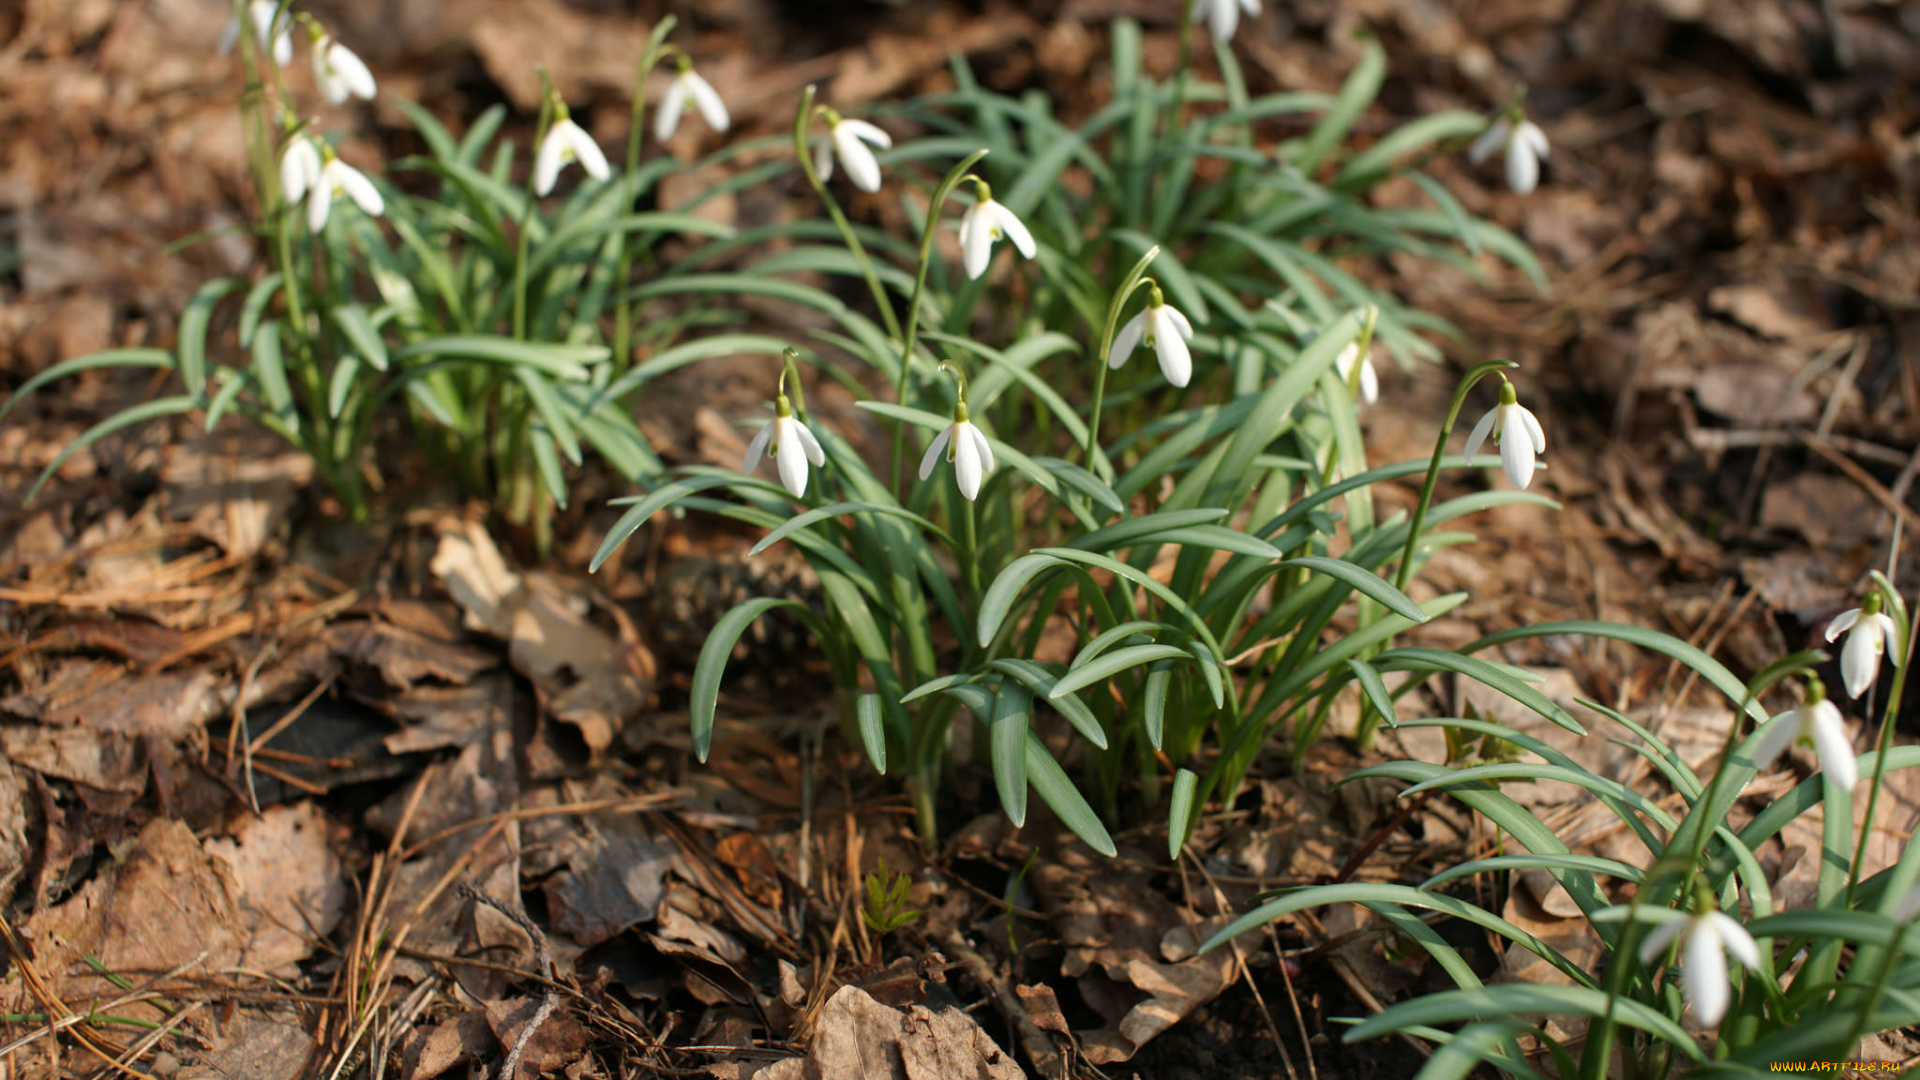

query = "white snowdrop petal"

[1683,921,1731,1027]
[281,140,319,204]
[1842,629,1881,698]
[775,418,810,498]
[533,126,569,196]
[337,165,384,216]
[837,119,893,150]
[329,43,377,102]
[918,427,952,481]
[813,137,835,182]
[1506,138,1540,194]
[1469,121,1509,166]
[1875,614,1902,666]
[688,73,731,133]
[1462,408,1498,462]
[953,425,983,500]
[1163,305,1195,340]
[307,177,333,233]
[1153,310,1193,388]
[1809,700,1858,789]
[994,203,1036,258]
[1518,120,1550,159]
[1518,405,1546,454]
[961,207,995,279]
[1358,357,1379,404]
[1826,608,1860,641]
[967,423,995,478]
[1499,418,1536,488]
[571,125,611,182]
[1712,914,1762,972]
[794,420,826,467]
[1109,311,1147,369]
[836,126,883,192]
[743,422,773,477]
[1747,710,1801,772]
[655,78,689,143]
[1637,916,1686,964]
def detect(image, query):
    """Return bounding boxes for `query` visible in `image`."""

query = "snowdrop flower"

[1108,282,1196,388]
[1750,679,1856,790]
[279,133,322,206]
[919,366,994,501]
[1636,905,1762,1028]
[1192,0,1261,43]
[305,147,383,234]
[311,32,376,107]
[534,110,610,196]
[1336,342,1380,405]
[219,1,293,67]
[957,180,1036,281]
[1469,116,1550,195]
[654,56,730,143]
[743,387,826,499]
[813,110,892,193]
[1463,377,1545,489]
[1826,593,1899,699]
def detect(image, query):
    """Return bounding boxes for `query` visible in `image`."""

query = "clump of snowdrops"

[1197,573,1920,1073]
[3,3,754,550]
[591,9,1559,855]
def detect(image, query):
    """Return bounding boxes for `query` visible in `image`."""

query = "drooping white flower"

[534,117,610,196]
[814,116,892,193]
[306,153,384,234]
[312,35,376,106]
[919,403,995,502]
[1336,342,1380,405]
[1826,597,1899,699]
[219,1,293,67]
[280,134,322,206]
[1192,0,1261,43]
[743,394,826,499]
[957,183,1036,280]
[654,62,730,143]
[1636,910,1762,1028]
[1750,682,1856,789]
[1469,117,1550,195]
[1463,377,1545,489]
[1109,286,1196,388]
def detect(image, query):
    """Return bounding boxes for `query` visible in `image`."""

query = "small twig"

[939,929,1067,1080]
[461,882,556,1080]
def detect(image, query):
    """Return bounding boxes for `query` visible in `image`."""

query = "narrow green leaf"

[178,278,242,397]
[1048,644,1191,700]
[331,304,390,372]
[1281,556,1427,623]
[690,598,811,761]
[857,693,888,774]
[1168,767,1198,860]
[1349,658,1396,728]
[1025,732,1115,857]
[991,681,1032,826]
[26,396,200,504]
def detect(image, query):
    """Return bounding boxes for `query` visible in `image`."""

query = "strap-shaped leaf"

[856,693,887,774]
[392,335,605,381]
[1167,768,1198,861]
[977,553,1069,648]
[1348,658,1396,728]
[1277,557,1427,624]
[1142,660,1174,751]
[1048,644,1190,700]
[178,277,242,397]
[26,395,200,503]
[512,367,582,466]
[0,349,175,425]
[1373,648,1582,734]
[1024,732,1115,857]
[990,659,1108,751]
[331,304,390,371]
[749,502,950,557]
[690,598,811,761]
[990,681,1032,827]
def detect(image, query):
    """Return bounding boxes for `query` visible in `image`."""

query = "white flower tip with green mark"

[744,414,826,498]
[313,36,376,107]
[1826,606,1897,699]
[1471,117,1549,194]
[221,1,293,66]
[1463,393,1544,489]
[1109,301,1196,387]
[534,117,610,196]
[655,68,730,143]
[1751,695,1855,790]
[818,117,892,192]
[307,157,383,234]
[1635,911,1760,1028]
[957,197,1036,280]
[1336,342,1380,405]
[918,419,994,501]
[1193,0,1261,43]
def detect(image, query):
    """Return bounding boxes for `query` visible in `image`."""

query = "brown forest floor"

[3,1,1920,1078]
